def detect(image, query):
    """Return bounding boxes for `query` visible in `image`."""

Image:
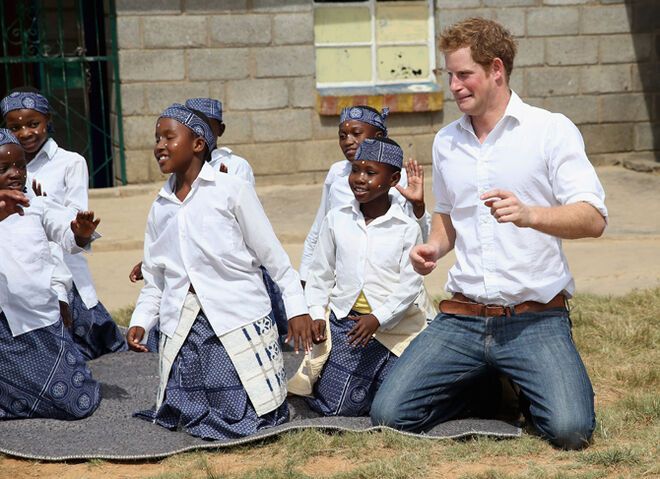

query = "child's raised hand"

[71,211,100,247]
[0,190,29,220]
[347,313,380,347]
[32,178,47,197]
[311,319,327,344]
[285,314,314,354]
[129,260,144,282]
[395,159,425,218]
[126,326,149,353]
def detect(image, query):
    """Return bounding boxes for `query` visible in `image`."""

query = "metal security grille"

[0,0,126,187]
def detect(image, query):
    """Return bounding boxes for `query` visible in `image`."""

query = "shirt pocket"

[10,219,51,264]
[368,230,404,271]
[202,213,242,253]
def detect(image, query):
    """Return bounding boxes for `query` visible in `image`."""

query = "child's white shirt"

[304,197,423,330]
[299,160,430,280]
[0,197,89,336]
[130,162,307,339]
[27,138,98,308]
[209,147,255,186]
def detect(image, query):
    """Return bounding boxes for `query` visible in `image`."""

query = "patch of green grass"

[577,446,641,467]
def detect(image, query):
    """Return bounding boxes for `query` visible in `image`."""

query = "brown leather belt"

[439,293,567,318]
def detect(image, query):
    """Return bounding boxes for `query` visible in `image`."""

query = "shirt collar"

[457,89,524,133]
[33,138,58,162]
[344,194,409,224]
[158,161,216,202]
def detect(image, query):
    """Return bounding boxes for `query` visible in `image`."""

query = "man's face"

[444,47,494,117]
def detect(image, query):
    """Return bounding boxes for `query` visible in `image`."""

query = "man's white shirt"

[305,198,423,330]
[433,91,607,305]
[130,162,307,339]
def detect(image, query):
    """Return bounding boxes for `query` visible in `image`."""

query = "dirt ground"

[86,165,660,312]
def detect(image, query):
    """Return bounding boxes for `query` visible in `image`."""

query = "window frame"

[313,0,436,89]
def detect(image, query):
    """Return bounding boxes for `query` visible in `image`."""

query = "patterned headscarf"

[339,106,389,136]
[0,128,21,147]
[159,103,216,151]
[354,138,403,170]
[1,91,50,117]
[185,98,223,122]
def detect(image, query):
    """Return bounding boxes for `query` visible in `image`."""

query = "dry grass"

[2,288,658,479]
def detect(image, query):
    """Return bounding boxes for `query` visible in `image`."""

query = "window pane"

[317,47,373,83]
[376,2,428,43]
[314,7,371,44]
[377,45,429,81]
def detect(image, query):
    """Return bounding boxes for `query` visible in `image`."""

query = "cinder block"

[116,0,181,14]
[208,82,227,105]
[185,0,247,12]
[252,0,311,13]
[580,5,631,35]
[544,95,599,124]
[219,111,253,144]
[209,15,271,46]
[226,79,289,110]
[144,82,210,115]
[123,116,158,149]
[484,0,535,6]
[527,7,579,36]
[311,113,341,141]
[509,72,525,96]
[252,109,312,142]
[437,9,494,33]
[124,149,153,184]
[436,0,481,7]
[295,139,341,173]
[580,64,631,93]
[187,49,250,80]
[288,77,316,108]
[387,112,434,136]
[546,36,598,65]
[401,133,435,166]
[238,142,300,176]
[600,34,652,64]
[432,100,462,128]
[117,17,141,49]
[631,63,659,94]
[634,122,660,150]
[579,122,634,154]
[492,8,526,37]
[120,84,146,116]
[119,50,185,82]
[543,0,589,4]
[600,93,652,122]
[515,38,545,67]
[629,0,660,33]
[273,13,313,45]
[143,16,207,48]
[255,46,315,77]
[526,66,581,96]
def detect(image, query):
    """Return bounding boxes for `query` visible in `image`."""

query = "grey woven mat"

[0,351,520,461]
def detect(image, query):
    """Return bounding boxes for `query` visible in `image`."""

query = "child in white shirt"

[0,130,101,420]
[299,138,427,417]
[1,89,126,360]
[126,104,314,440]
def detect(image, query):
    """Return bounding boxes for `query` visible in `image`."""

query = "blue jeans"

[370,309,595,450]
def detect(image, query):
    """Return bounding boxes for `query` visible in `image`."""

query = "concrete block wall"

[435,0,659,165]
[113,0,659,184]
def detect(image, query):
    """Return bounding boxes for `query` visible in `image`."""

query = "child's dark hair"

[188,108,213,163]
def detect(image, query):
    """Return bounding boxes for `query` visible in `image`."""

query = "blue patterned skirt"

[68,285,127,360]
[305,310,398,417]
[0,312,100,420]
[261,267,288,339]
[134,312,289,440]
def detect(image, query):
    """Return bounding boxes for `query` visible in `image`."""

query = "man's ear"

[491,57,505,82]
[389,169,401,187]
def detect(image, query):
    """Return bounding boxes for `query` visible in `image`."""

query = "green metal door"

[0,0,126,187]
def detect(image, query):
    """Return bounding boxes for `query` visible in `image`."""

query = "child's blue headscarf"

[0,128,21,147]
[354,138,403,170]
[185,98,222,122]
[0,92,50,117]
[339,106,389,136]
[159,103,216,152]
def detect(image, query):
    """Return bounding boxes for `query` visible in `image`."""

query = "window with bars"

[313,0,435,89]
